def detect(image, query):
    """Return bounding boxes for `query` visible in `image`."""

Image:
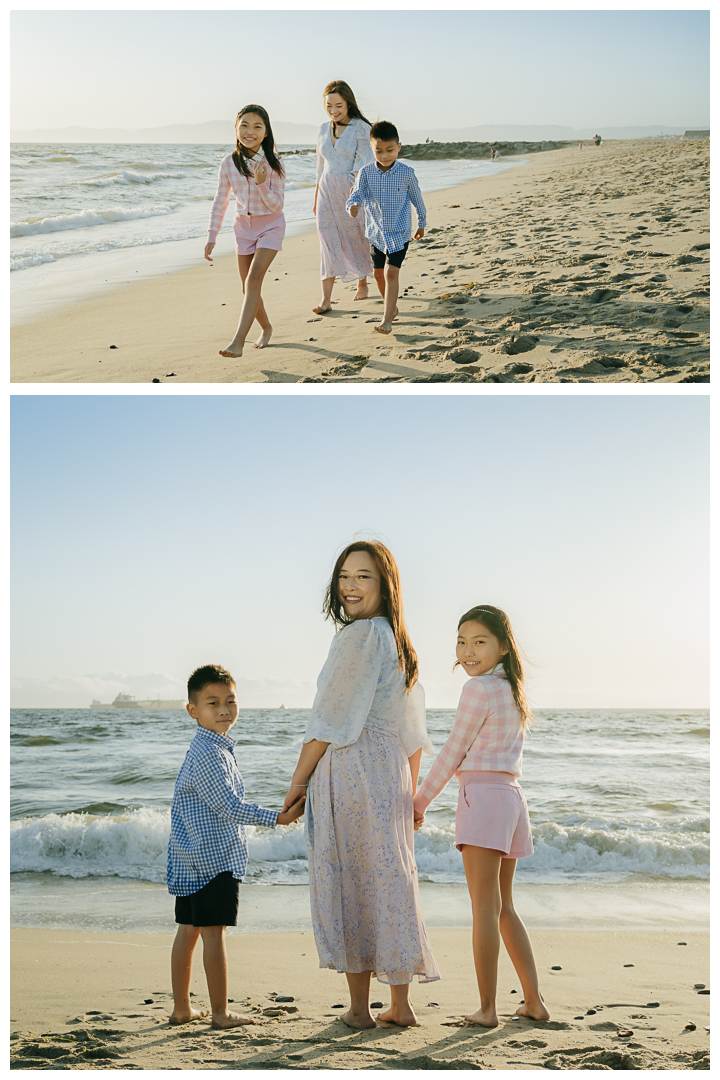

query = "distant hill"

[11,119,705,145]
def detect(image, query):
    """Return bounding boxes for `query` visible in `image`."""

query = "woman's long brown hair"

[232,104,285,180]
[323,540,418,691]
[322,80,371,125]
[456,605,533,728]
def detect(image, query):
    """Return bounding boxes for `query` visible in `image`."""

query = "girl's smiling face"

[456,620,507,677]
[338,550,383,620]
[236,112,266,154]
[325,92,349,125]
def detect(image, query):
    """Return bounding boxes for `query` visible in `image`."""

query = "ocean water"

[10,707,709,932]
[10,142,526,320]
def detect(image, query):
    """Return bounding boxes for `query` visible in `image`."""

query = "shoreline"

[11,927,710,1069]
[10,139,709,384]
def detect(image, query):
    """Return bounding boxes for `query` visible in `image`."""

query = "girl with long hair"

[413,605,548,1027]
[204,105,285,358]
[312,80,374,314]
[282,540,439,1028]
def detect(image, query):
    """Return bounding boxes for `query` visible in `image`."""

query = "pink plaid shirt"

[413,670,524,814]
[207,150,285,243]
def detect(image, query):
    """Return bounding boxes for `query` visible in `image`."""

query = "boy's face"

[187,682,238,737]
[371,138,400,171]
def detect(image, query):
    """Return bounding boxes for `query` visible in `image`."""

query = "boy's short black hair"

[370,120,399,144]
[187,664,236,702]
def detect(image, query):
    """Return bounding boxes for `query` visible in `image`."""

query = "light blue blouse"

[316,118,374,183]
[302,616,433,757]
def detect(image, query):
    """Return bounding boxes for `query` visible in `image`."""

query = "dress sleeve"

[316,126,325,183]
[399,682,434,757]
[352,121,373,172]
[255,159,285,213]
[303,620,383,748]
[413,679,489,813]
[207,157,232,244]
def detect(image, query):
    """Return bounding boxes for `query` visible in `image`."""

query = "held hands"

[254,162,268,185]
[204,242,215,262]
[349,203,359,218]
[413,228,425,241]
[282,783,307,813]
[277,792,306,825]
[413,809,425,831]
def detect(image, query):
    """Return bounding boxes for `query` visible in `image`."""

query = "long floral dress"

[302,617,439,984]
[316,119,374,282]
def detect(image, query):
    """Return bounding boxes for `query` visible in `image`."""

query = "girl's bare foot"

[515,996,550,1021]
[340,1009,376,1030]
[312,304,332,314]
[377,1003,418,1027]
[219,342,244,358]
[211,1011,256,1030]
[252,325,273,349]
[169,1007,208,1025]
[464,1006,498,1027]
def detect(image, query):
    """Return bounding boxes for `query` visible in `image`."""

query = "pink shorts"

[233,211,285,255]
[455,771,534,859]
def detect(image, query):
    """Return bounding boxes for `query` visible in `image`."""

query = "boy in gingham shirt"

[167,664,304,1028]
[347,120,426,336]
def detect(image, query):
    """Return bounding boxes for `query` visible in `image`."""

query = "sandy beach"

[11,138,708,384]
[11,927,709,1069]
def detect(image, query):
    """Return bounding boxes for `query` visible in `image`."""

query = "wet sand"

[11,927,710,1069]
[10,139,709,384]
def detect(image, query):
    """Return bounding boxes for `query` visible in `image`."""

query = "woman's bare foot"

[353,285,369,300]
[340,1009,376,1030]
[464,1006,498,1027]
[377,1003,418,1027]
[169,1007,208,1026]
[252,325,273,349]
[211,1011,256,1030]
[219,342,244,358]
[312,304,332,314]
[515,996,550,1021]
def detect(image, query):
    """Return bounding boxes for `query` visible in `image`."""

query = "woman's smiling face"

[236,112,266,152]
[456,620,507,677]
[338,550,383,620]
[325,92,349,125]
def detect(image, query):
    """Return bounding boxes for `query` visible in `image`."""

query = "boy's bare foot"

[169,1007,209,1025]
[219,343,244,358]
[376,1003,418,1027]
[353,285,369,300]
[464,1006,499,1027]
[211,1011,256,1029]
[340,1009,376,1030]
[252,325,273,349]
[312,304,332,314]
[515,996,550,1021]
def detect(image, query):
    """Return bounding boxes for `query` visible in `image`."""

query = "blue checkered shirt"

[346,160,427,254]
[167,726,278,896]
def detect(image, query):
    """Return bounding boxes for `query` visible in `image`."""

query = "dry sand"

[11,927,710,1070]
[11,139,709,384]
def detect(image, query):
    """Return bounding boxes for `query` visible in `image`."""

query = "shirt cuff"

[207,231,219,244]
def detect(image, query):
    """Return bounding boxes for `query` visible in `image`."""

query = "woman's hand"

[313,185,318,216]
[413,810,425,831]
[282,783,307,812]
[204,242,215,262]
[254,162,268,185]
[277,793,306,825]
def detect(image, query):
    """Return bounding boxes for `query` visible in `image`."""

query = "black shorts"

[174,871,240,927]
[371,242,409,269]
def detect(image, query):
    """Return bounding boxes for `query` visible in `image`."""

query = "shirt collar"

[374,160,398,174]
[193,725,235,748]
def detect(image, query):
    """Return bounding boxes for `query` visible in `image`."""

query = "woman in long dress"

[312,80,374,314]
[282,540,439,1029]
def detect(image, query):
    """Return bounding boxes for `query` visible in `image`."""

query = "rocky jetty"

[400,139,571,160]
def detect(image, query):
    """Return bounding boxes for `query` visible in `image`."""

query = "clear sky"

[10,9,709,132]
[11,394,708,710]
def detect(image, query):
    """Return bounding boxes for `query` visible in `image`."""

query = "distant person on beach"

[347,121,426,336]
[593,134,602,147]
[167,664,305,1029]
[414,606,549,1028]
[204,105,286,359]
[282,541,439,1029]
[312,80,374,315]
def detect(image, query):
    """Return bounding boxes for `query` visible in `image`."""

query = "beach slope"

[11,139,708,384]
[11,927,709,1069]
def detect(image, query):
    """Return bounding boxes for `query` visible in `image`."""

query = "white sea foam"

[11,204,177,237]
[74,170,187,187]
